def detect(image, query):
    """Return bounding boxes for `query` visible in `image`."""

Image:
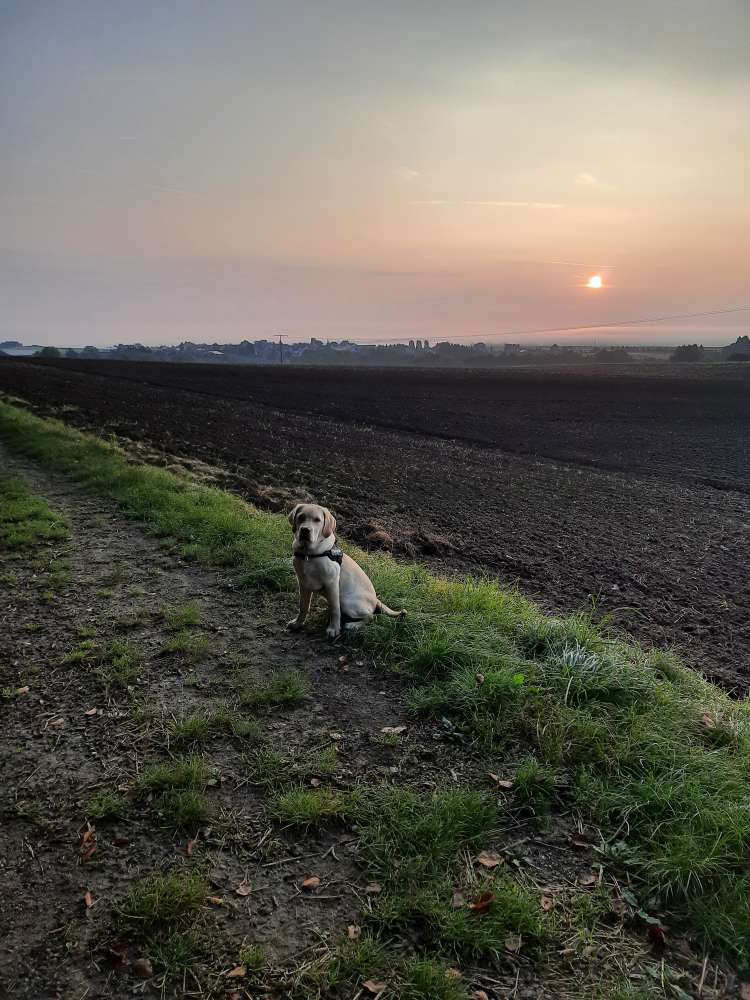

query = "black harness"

[293,545,343,565]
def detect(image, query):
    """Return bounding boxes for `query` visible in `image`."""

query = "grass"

[135,755,213,795]
[268,786,349,825]
[0,474,69,551]
[167,707,264,745]
[162,601,201,631]
[233,667,309,708]
[120,869,207,928]
[162,629,212,664]
[3,399,750,959]
[85,788,128,820]
[238,942,266,975]
[155,788,213,826]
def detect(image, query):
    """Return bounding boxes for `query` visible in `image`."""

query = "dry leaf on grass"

[226,965,247,979]
[475,673,485,685]
[16,686,30,695]
[468,891,495,913]
[364,882,382,894]
[540,895,555,911]
[446,967,461,979]
[362,981,386,996]
[476,850,503,869]
[488,772,514,789]
[451,890,466,908]
[472,992,490,1000]
[302,876,321,891]
[347,924,361,940]
[578,872,598,887]
[84,707,98,716]
[504,933,523,953]
[185,838,196,857]
[80,826,97,863]
[701,714,716,729]
[207,895,224,906]
[310,777,321,787]
[83,890,94,909]
[235,883,252,897]
[380,725,407,735]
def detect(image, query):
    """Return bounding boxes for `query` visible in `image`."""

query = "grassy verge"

[2,399,750,962]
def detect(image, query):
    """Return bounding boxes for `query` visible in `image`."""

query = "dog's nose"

[299,527,311,537]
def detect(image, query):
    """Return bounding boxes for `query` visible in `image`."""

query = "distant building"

[504,343,521,355]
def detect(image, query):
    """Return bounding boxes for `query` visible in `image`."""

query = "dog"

[287,503,405,638]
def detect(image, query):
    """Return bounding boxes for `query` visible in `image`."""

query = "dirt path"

[0,445,427,998]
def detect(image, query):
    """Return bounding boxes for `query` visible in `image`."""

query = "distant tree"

[37,346,61,357]
[592,347,633,363]
[80,345,101,358]
[66,349,79,358]
[727,353,749,363]
[670,344,705,363]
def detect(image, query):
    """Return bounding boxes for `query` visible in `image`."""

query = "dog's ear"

[288,504,303,530]
[322,507,337,538]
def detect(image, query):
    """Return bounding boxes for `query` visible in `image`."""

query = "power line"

[382,304,750,343]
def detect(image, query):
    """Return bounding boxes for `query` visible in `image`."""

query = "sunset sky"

[2,1,749,346]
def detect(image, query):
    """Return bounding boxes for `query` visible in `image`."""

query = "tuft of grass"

[85,788,128,820]
[233,667,309,708]
[0,474,69,551]
[147,928,206,979]
[238,942,266,975]
[120,869,207,928]
[167,706,264,746]
[135,755,213,795]
[399,957,469,1000]
[166,713,213,745]
[306,936,385,991]
[162,602,201,631]
[62,639,98,665]
[269,786,349,826]
[162,630,212,664]
[155,788,213,826]
[513,755,557,810]
[99,638,142,687]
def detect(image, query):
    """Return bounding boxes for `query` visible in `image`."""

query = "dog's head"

[288,502,336,548]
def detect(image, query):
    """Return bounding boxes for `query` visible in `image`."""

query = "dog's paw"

[326,625,341,640]
[287,619,303,632]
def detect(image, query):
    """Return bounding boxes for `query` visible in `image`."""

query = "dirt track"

[2,357,749,692]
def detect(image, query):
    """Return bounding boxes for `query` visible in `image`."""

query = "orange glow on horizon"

[586,274,603,289]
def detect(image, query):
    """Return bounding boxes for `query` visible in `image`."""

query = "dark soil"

[2,357,749,693]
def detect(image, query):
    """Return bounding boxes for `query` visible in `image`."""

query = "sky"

[2,1,749,347]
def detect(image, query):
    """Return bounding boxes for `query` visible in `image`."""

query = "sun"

[586,274,603,289]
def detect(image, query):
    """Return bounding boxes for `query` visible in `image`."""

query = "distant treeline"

[18,334,750,366]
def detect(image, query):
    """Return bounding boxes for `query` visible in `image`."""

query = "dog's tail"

[376,599,406,619]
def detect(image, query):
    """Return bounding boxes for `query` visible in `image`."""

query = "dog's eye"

[314,517,321,523]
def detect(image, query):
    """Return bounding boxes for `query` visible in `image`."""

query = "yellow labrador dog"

[287,503,405,638]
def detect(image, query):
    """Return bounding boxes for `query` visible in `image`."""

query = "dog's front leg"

[324,579,342,639]
[288,587,313,631]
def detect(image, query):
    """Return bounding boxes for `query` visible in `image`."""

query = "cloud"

[410,200,564,209]
[394,167,420,182]
[575,172,617,193]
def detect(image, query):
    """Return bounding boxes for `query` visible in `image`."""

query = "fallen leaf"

[364,882,382,894]
[647,924,666,948]
[488,773,514,790]
[310,777,321,787]
[84,708,98,716]
[347,924,361,940]
[380,725,407,735]
[50,717,65,727]
[446,967,461,979]
[472,992,490,1000]
[468,891,495,913]
[475,673,485,685]
[558,947,576,958]
[330,732,344,741]
[302,876,321,891]
[451,890,466,909]
[504,933,523,953]
[476,850,503,869]
[701,714,716,729]
[132,957,153,979]
[362,981,386,996]
[83,890,94,908]
[610,896,627,917]
[578,872,598,887]
[80,826,97,863]
[338,655,349,664]
[235,883,252,896]
[16,686,30,695]
[540,895,555,911]
[185,838,196,857]
[227,966,247,979]
[207,896,224,906]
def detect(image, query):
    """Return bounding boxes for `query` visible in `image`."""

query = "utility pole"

[277,334,287,364]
